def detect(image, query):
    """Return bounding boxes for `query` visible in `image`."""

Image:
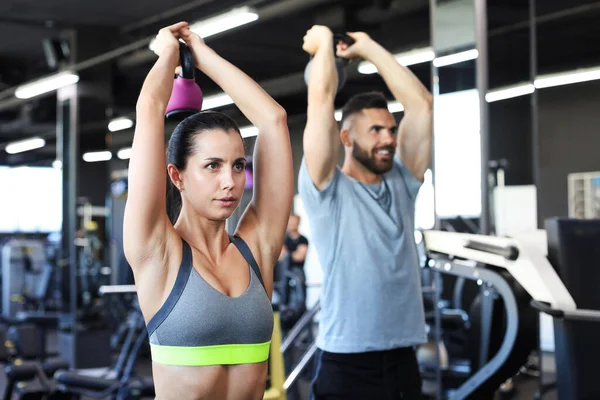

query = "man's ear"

[340,128,352,148]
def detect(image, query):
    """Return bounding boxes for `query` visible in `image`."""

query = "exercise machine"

[54,284,154,400]
[1,239,53,319]
[0,323,69,400]
[423,217,600,399]
[422,233,537,399]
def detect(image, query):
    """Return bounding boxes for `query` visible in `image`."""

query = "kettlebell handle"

[307,33,356,60]
[333,33,356,49]
[179,42,195,80]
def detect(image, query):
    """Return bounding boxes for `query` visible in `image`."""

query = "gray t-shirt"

[298,155,426,353]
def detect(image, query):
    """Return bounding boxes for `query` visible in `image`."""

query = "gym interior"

[0,0,599,399]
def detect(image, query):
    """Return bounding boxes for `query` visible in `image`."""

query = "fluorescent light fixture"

[358,47,435,74]
[388,101,404,113]
[117,147,132,160]
[83,151,112,163]
[334,100,404,122]
[108,117,134,132]
[203,93,234,110]
[486,83,535,103]
[190,6,258,38]
[534,66,600,89]
[15,71,79,99]
[5,137,46,154]
[240,126,259,138]
[433,49,479,68]
[149,7,259,51]
[52,160,62,169]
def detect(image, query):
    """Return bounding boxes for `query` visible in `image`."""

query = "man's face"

[347,108,398,175]
[287,215,300,232]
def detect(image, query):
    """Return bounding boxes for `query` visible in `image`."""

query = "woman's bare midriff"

[152,361,268,400]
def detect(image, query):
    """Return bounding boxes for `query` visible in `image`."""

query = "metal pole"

[434,270,443,400]
[281,300,320,353]
[529,2,543,395]
[475,0,490,235]
[57,83,79,364]
[283,342,318,391]
[529,0,540,227]
[430,0,441,230]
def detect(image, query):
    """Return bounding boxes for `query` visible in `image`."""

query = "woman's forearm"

[137,45,180,110]
[191,43,286,128]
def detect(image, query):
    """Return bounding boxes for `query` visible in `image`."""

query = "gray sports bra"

[146,235,274,366]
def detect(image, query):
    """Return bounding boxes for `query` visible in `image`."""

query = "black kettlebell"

[304,33,356,92]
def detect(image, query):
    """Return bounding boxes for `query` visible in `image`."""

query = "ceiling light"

[83,151,112,162]
[388,101,404,113]
[15,71,79,99]
[240,126,258,138]
[108,117,134,132]
[358,47,435,74]
[433,49,479,68]
[334,100,404,122]
[5,137,46,154]
[149,7,259,51]
[486,83,535,102]
[190,6,258,38]
[117,147,132,160]
[534,66,600,89]
[203,93,234,110]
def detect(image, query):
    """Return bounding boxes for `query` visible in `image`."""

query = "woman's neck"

[174,209,229,263]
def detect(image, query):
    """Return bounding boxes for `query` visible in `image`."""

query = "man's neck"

[288,231,300,239]
[342,157,382,184]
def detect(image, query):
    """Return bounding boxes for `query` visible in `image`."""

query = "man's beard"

[352,141,395,175]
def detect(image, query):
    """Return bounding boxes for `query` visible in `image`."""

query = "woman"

[123,21,294,400]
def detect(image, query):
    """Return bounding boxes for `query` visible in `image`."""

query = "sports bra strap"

[146,239,193,336]
[229,235,266,293]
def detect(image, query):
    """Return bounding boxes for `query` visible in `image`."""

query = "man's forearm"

[308,41,338,104]
[362,42,432,110]
[303,31,340,189]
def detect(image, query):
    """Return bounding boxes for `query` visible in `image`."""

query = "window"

[433,89,482,218]
[0,167,63,233]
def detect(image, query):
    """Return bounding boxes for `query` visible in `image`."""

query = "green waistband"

[150,341,271,366]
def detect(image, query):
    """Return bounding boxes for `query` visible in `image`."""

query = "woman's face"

[179,129,246,221]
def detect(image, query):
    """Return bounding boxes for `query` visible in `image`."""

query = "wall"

[537,80,600,224]
[78,158,108,206]
[488,95,533,186]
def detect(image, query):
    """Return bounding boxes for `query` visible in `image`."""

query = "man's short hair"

[340,91,389,126]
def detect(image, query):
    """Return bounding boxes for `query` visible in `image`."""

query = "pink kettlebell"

[166,42,203,119]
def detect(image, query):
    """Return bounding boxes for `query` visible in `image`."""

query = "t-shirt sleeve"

[394,155,423,201]
[299,235,309,246]
[298,156,340,215]
[283,235,291,250]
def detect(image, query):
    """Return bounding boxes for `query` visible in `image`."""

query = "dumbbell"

[304,33,356,92]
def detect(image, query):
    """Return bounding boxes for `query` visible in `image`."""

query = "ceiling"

[0,0,599,166]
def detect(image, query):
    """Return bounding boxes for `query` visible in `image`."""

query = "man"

[298,25,432,399]
[280,213,309,271]
[278,214,310,400]
[278,213,309,330]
